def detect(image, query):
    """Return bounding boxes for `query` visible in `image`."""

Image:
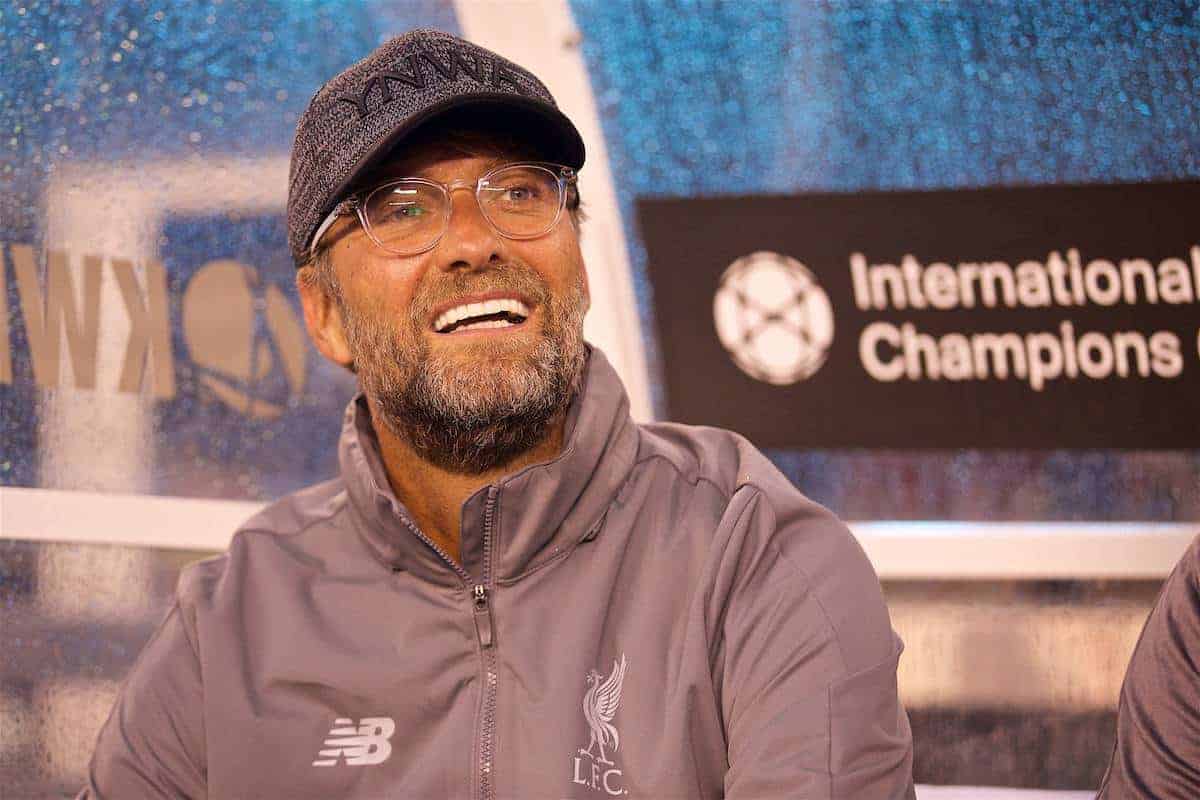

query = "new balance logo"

[312,717,395,767]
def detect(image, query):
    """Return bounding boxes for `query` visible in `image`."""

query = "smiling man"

[80,29,915,799]
[297,120,591,562]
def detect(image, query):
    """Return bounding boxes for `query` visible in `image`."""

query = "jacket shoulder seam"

[234,493,349,540]
[630,450,735,503]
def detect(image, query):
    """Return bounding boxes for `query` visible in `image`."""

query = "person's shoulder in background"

[1099,533,1200,799]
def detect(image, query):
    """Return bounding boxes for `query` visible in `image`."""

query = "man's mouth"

[433,297,532,334]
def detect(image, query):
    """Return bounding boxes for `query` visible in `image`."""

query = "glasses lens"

[478,165,563,238]
[362,181,447,253]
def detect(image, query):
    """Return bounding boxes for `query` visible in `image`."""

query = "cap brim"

[321,94,585,232]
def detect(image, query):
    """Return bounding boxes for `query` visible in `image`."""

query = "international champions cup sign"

[638,181,1200,449]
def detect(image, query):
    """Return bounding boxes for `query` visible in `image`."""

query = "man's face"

[311,142,590,473]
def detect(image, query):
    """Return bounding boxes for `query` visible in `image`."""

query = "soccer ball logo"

[712,251,834,385]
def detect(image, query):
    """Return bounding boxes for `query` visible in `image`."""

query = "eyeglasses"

[309,162,578,257]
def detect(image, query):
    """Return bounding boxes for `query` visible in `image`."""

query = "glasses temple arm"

[307,198,359,256]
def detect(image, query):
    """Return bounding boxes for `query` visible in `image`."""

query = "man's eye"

[384,202,427,219]
[502,185,539,203]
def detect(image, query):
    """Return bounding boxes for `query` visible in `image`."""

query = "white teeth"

[454,318,517,331]
[434,298,531,332]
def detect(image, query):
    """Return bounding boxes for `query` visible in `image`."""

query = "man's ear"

[296,272,353,369]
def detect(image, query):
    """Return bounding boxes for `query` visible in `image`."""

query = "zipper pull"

[472,584,495,648]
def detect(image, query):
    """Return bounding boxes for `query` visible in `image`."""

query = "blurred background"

[1,1,1197,797]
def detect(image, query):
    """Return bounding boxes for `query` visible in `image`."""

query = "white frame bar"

[1,487,261,552]
[2,486,1193,578]
[854,520,1195,580]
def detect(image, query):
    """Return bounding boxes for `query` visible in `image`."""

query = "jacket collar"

[338,347,639,585]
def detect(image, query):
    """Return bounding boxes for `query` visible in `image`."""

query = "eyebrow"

[373,155,516,182]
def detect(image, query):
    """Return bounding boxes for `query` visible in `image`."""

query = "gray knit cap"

[287,28,586,264]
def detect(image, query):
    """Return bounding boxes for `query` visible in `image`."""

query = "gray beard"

[342,266,587,474]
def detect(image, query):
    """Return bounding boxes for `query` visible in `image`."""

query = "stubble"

[341,263,587,473]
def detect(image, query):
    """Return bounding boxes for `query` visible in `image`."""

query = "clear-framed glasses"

[309,162,577,257]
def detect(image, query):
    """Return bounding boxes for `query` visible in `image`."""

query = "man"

[81,28,914,799]
[1099,534,1200,798]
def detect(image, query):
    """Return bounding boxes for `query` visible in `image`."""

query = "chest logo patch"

[312,717,395,767]
[572,654,629,795]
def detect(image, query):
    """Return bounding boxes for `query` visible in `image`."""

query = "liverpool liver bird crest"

[579,654,627,765]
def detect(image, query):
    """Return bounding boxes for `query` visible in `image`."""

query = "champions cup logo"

[639,182,1200,448]
[713,252,835,385]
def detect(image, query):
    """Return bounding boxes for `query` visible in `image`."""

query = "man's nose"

[437,188,503,271]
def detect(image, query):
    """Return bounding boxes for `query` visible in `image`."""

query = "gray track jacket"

[81,349,915,799]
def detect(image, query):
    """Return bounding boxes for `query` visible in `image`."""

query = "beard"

[340,262,588,474]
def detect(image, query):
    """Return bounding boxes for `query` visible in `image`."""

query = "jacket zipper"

[475,486,499,800]
[473,584,495,647]
[393,490,499,800]
[394,512,473,586]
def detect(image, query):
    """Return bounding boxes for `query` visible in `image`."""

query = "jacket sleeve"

[714,486,915,800]
[1099,534,1200,799]
[77,601,207,799]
